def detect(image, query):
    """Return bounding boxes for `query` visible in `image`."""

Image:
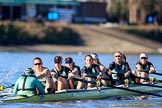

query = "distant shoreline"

[0,44,161,54]
[0,22,162,54]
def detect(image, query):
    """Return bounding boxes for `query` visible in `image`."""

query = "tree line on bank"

[0,21,83,45]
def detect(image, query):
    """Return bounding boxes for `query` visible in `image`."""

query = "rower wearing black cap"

[65,56,83,89]
[51,55,71,91]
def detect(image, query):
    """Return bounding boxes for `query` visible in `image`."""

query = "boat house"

[0,0,107,23]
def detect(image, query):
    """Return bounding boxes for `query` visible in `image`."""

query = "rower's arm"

[136,64,142,71]
[81,68,87,78]
[149,65,156,73]
[34,78,45,94]
[36,69,49,79]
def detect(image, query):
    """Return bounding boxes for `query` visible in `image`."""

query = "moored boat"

[2,82,162,103]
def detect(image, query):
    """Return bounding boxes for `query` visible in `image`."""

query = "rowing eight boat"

[2,82,162,103]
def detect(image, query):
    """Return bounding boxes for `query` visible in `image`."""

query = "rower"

[107,52,131,85]
[132,52,156,83]
[33,57,54,93]
[90,53,111,86]
[65,56,83,89]
[81,54,103,88]
[51,56,71,91]
[13,68,45,96]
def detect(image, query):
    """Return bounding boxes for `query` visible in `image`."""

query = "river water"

[0,52,162,108]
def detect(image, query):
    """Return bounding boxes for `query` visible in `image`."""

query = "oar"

[0,84,14,91]
[67,75,162,90]
[152,72,162,76]
[110,85,162,97]
[74,75,162,88]
[71,77,162,97]
[139,70,162,76]
[72,77,96,84]
[61,76,98,85]
[133,82,162,88]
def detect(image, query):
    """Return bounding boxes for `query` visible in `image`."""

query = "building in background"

[75,1,107,23]
[0,0,107,24]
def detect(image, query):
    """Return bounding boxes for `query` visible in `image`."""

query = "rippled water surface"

[0,52,162,108]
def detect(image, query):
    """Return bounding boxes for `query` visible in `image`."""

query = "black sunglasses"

[34,63,42,66]
[141,57,147,59]
[55,62,61,64]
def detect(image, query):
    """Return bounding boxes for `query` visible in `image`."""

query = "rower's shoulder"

[147,61,154,65]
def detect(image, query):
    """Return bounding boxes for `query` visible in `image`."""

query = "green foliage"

[43,26,82,45]
[123,27,162,43]
[141,0,156,15]
[0,22,82,45]
[0,23,40,45]
[110,0,129,22]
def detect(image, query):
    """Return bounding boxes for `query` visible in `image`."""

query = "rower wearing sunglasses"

[33,57,54,93]
[90,53,111,86]
[132,53,156,83]
[51,56,71,91]
[107,52,131,85]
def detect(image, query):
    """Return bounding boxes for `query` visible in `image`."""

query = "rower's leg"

[57,77,63,91]
[69,79,74,89]
[62,77,69,89]
[87,77,93,88]
[53,81,57,91]
[45,77,55,93]
[76,81,83,89]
